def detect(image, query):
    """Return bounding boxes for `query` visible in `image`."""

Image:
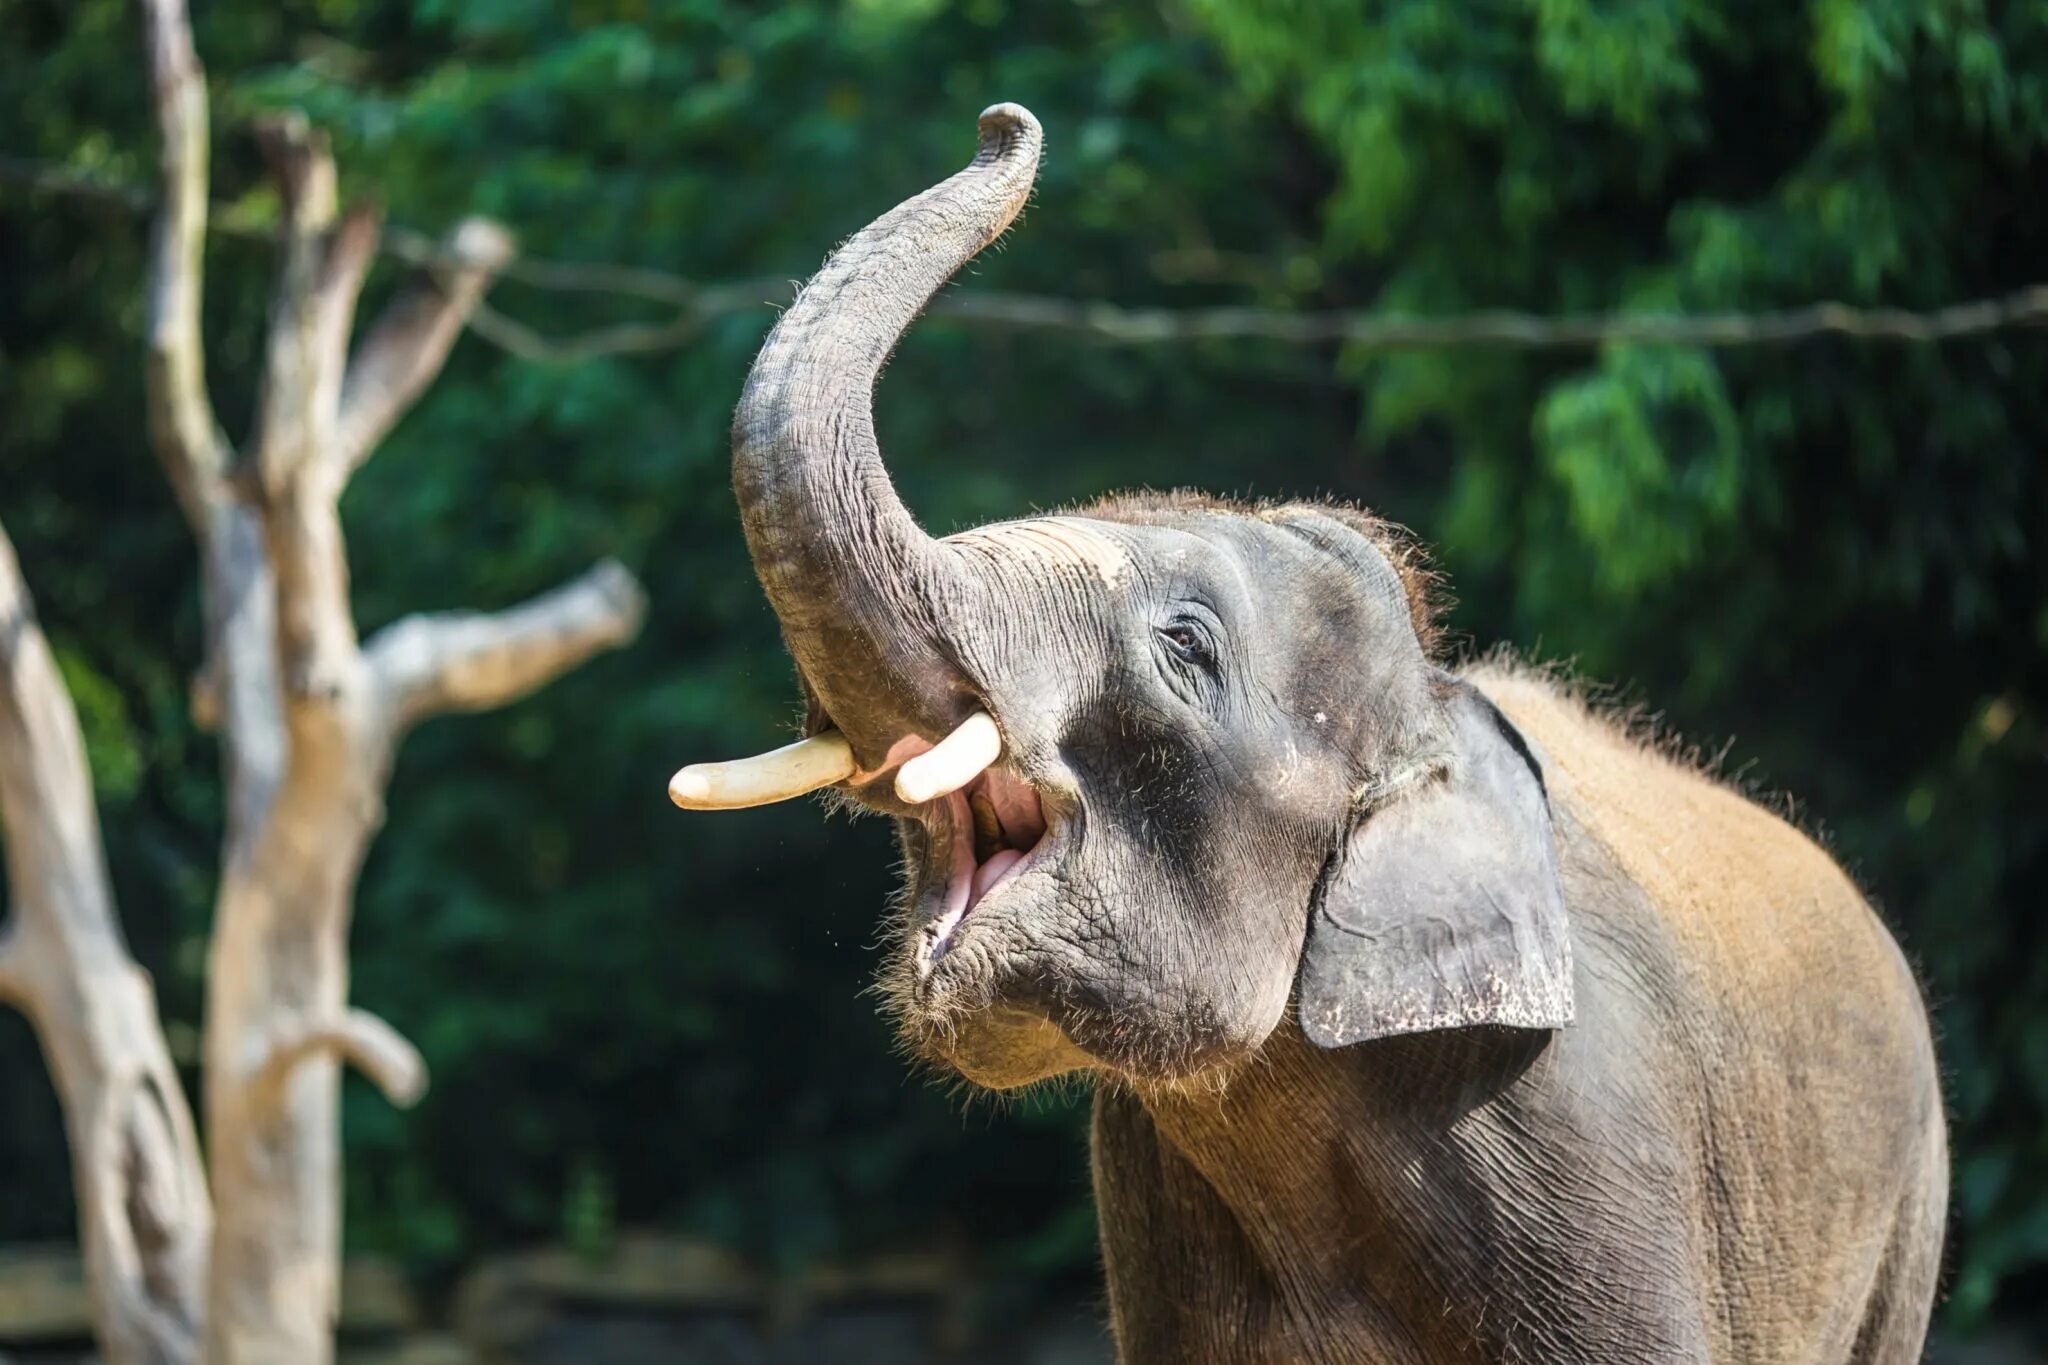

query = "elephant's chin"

[913,1005,1095,1091]
[885,887,1270,1094]
[892,955,1269,1093]
[885,841,1092,1091]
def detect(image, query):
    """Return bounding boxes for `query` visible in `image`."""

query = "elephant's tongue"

[962,769,1046,910]
[970,848,1026,904]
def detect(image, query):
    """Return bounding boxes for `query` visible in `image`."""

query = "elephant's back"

[1462,661,1929,1054]
[1465,660,1945,1362]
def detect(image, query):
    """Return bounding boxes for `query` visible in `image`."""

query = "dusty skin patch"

[945,517,1129,586]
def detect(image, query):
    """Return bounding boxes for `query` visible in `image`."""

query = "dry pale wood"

[366,558,648,732]
[248,113,361,712]
[251,113,340,495]
[247,1009,428,1119]
[138,0,227,528]
[198,502,287,837]
[312,205,384,427]
[134,0,284,846]
[336,217,517,475]
[0,522,211,1365]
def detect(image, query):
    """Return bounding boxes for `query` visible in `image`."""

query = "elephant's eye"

[1157,620,1215,669]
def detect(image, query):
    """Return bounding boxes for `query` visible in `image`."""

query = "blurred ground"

[2,1238,2042,1364]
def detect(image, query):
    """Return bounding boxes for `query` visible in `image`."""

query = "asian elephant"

[672,105,1947,1364]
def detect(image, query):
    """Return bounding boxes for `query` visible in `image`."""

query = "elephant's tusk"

[895,711,1003,805]
[669,732,857,809]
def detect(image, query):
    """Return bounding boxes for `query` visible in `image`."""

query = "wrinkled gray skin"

[729,105,1947,1362]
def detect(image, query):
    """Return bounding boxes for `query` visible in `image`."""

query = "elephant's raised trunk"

[731,104,1042,771]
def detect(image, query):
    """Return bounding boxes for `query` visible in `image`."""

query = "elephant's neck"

[1139,1025,1365,1243]
[1102,1020,1551,1355]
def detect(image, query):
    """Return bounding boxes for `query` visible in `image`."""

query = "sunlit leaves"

[1536,344,1742,595]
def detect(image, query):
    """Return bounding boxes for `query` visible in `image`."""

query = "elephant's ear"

[1298,680,1573,1047]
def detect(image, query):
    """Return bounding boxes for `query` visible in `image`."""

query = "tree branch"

[315,203,383,421]
[923,286,2048,348]
[248,1009,427,1117]
[336,217,516,475]
[245,114,370,708]
[259,479,361,711]
[0,516,211,1364]
[366,558,646,731]
[446,276,2048,363]
[18,153,2048,362]
[198,501,288,837]
[0,523,122,959]
[251,112,343,491]
[139,0,230,529]
[86,1050,208,1362]
[0,925,25,1010]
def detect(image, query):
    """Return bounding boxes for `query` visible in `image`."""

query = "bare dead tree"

[0,529,210,1365]
[0,2,647,1361]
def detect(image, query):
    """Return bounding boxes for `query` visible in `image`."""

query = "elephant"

[671,105,1948,1364]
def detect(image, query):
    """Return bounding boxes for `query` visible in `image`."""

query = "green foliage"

[563,1154,619,1264]
[1,0,2044,1337]
[52,645,146,802]
[1536,344,1745,595]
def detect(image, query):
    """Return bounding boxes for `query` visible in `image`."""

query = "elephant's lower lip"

[916,767,1052,971]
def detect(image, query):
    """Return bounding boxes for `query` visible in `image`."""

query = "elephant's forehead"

[943,517,1131,586]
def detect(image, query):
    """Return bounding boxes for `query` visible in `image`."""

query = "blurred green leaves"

[1537,344,1743,595]
[51,645,145,803]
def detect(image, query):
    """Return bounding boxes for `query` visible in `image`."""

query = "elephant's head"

[674,106,1573,1090]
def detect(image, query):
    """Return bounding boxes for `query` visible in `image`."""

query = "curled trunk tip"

[976,102,1041,168]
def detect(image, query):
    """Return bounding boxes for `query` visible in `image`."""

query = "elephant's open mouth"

[919,765,1052,969]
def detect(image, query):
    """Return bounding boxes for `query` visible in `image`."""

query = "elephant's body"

[1093,662,1946,1364]
[688,103,1949,1364]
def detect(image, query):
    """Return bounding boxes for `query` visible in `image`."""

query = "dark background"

[2,0,2043,1346]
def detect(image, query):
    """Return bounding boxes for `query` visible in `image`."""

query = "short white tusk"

[669,732,857,810]
[894,711,1003,805]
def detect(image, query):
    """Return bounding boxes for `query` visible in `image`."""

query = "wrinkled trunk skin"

[730,105,1041,764]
